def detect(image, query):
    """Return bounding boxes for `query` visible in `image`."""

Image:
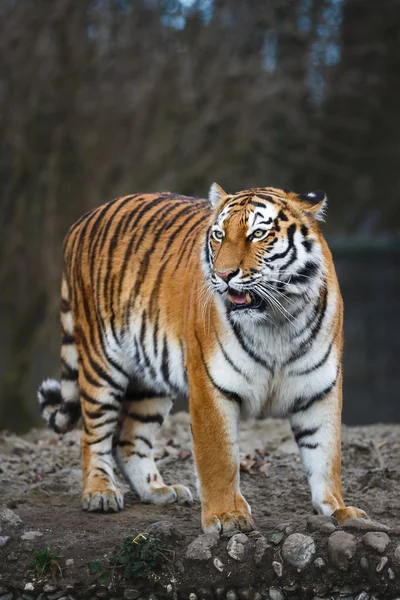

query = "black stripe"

[290,342,333,376]
[286,261,320,286]
[49,410,62,433]
[62,333,75,345]
[290,374,338,414]
[268,223,296,262]
[90,417,118,429]
[81,389,118,411]
[79,332,125,392]
[94,467,112,478]
[61,358,78,381]
[195,332,243,407]
[292,426,319,443]
[286,284,328,365]
[231,322,272,371]
[86,430,114,445]
[135,435,153,449]
[60,298,70,313]
[59,402,81,420]
[299,442,319,450]
[127,412,164,426]
[39,386,61,408]
[214,325,250,382]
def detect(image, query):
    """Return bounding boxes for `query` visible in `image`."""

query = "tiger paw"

[332,506,368,525]
[202,508,254,534]
[82,486,124,513]
[142,484,193,506]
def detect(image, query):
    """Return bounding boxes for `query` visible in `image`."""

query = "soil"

[1,412,400,590]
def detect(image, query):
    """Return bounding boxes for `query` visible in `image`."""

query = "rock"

[147,521,184,540]
[355,594,369,600]
[313,557,326,570]
[148,595,159,600]
[238,590,252,600]
[269,588,285,600]
[0,507,22,528]
[214,588,225,600]
[360,556,369,570]
[7,553,17,561]
[198,590,213,600]
[189,595,197,600]
[65,558,74,567]
[226,592,238,600]
[43,586,58,594]
[186,533,219,561]
[376,556,388,572]
[227,533,248,562]
[319,522,336,534]
[23,586,34,593]
[307,515,337,532]
[0,536,10,547]
[0,594,13,600]
[387,567,396,580]
[272,561,283,577]
[95,590,107,599]
[21,531,43,541]
[393,544,400,564]
[343,518,390,533]
[328,531,357,570]
[213,557,224,572]
[268,532,284,545]
[48,592,66,600]
[282,533,316,570]
[254,537,273,565]
[361,532,390,553]
[175,559,185,573]
[123,591,141,600]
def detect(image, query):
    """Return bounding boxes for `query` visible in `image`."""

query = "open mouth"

[227,290,264,310]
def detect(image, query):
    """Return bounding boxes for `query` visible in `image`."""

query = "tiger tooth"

[245,293,251,304]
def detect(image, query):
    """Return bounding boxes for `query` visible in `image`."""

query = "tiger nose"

[215,269,239,282]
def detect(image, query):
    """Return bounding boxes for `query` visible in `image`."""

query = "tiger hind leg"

[115,393,193,506]
[79,345,131,513]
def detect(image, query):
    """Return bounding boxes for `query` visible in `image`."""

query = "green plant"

[89,533,173,585]
[31,544,62,575]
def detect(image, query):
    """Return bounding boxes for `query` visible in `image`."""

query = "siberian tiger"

[38,184,367,533]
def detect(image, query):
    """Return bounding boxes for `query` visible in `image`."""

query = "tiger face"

[204,183,328,324]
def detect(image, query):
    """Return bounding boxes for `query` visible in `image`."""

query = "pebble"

[268,532,284,545]
[213,557,224,572]
[123,591,141,600]
[0,507,22,527]
[342,518,390,533]
[282,533,316,569]
[20,531,43,541]
[269,587,285,600]
[197,590,212,600]
[148,595,159,600]
[214,588,225,600]
[226,591,238,600]
[272,561,283,577]
[147,521,184,540]
[0,536,10,547]
[65,558,74,567]
[376,556,388,573]
[361,532,390,553]
[355,594,369,600]
[0,594,13,600]
[319,522,336,534]
[387,567,396,580]
[48,592,66,600]
[394,544,400,564]
[328,531,357,570]
[307,514,337,532]
[23,586,34,592]
[227,533,248,562]
[313,557,326,570]
[43,586,58,594]
[254,537,272,565]
[7,552,18,561]
[185,533,219,561]
[360,556,369,570]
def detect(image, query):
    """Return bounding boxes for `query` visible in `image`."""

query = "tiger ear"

[297,190,327,221]
[209,182,228,207]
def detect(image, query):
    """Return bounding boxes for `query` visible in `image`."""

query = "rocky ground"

[1,414,400,599]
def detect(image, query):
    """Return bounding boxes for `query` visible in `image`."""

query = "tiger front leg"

[189,376,254,534]
[290,376,368,525]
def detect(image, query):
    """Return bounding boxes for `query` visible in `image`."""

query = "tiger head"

[203,183,328,324]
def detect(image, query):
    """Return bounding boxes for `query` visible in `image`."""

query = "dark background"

[0,0,399,432]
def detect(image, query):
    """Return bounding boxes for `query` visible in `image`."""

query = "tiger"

[38,183,367,533]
